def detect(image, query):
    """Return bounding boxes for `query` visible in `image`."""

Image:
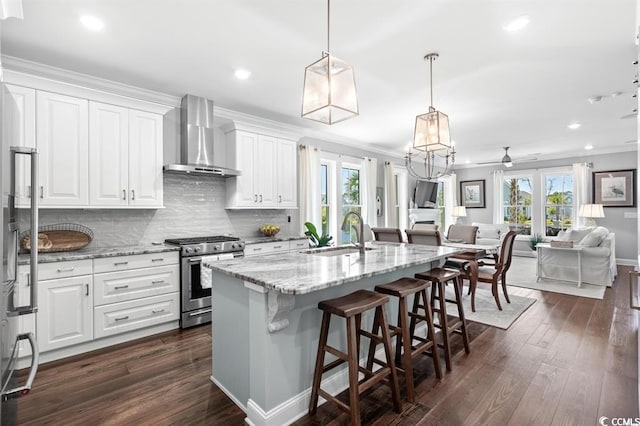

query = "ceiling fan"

[476,147,537,168]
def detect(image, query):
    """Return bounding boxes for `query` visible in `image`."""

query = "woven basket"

[21,223,94,253]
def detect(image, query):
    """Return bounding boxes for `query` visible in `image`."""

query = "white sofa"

[472,223,511,246]
[537,226,616,286]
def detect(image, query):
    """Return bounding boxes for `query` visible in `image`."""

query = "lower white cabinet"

[244,239,309,257]
[93,264,179,306]
[37,275,93,353]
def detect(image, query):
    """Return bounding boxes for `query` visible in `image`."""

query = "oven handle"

[188,308,212,317]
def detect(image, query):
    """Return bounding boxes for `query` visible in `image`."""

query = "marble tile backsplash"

[20,174,295,248]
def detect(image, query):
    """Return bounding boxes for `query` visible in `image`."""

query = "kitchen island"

[204,242,460,426]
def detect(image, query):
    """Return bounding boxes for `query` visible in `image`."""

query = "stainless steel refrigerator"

[1,85,40,423]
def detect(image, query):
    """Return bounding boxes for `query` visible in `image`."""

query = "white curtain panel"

[298,145,321,232]
[442,173,457,231]
[0,0,23,20]
[362,157,378,227]
[572,162,591,228]
[384,162,397,226]
[492,169,504,224]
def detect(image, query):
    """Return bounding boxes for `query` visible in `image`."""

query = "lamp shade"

[301,53,358,125]
[413,107,450,152]
[579,204,605,218]
[452,206,467,217]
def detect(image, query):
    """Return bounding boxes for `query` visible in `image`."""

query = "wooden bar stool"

[414,268,470,371]
[309,289,402,425]
[369,277,442,403]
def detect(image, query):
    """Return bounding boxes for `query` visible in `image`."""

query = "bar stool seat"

[370,277,442,403]
[414,268,470,372]
[309,290,402,425]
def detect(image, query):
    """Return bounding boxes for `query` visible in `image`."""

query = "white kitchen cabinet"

[3,84,36,208]
[37,274,93,353]
[244,241,290,257]
[226,130,298,209]
[36,91,89,206]
[89,103,163,207]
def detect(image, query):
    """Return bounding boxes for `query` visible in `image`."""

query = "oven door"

[181,256,211,313]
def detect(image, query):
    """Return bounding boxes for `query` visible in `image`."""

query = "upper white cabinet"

[89,103,163,207]
[226,130,297,209]
[37,91,89,207]
[3,84,36,208]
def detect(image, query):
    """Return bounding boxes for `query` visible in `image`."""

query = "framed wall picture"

[460,179,486,208]
[592,169,636,207]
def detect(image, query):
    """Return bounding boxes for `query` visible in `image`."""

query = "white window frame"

[542,169,574,237]
[392,166,409,231]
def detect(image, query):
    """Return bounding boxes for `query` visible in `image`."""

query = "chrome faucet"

[341,211,366,255]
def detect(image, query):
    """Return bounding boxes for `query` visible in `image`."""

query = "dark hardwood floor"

[18,266,638,425]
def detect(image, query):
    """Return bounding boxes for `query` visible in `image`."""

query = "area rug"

[444,286,536,330]
[506,256,606,300]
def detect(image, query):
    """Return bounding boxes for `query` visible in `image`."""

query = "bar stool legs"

[309,290,402,425]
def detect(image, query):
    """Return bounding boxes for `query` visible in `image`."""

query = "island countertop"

[204,242,461,295]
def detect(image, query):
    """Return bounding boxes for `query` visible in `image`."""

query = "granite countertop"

[18,244,180,265]
[242,235,309,245]
[204,242,461,295]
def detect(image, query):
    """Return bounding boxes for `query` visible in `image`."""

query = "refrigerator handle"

[1,333,39,400]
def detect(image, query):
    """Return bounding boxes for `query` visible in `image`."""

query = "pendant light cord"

[429,55,433,108]
[327,0,331,54]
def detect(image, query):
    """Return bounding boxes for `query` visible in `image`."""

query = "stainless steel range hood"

[163,94,240,176]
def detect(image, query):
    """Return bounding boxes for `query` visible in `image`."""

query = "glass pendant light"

[413,53,451,152]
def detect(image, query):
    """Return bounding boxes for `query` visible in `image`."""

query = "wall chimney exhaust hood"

[163,94,240,176]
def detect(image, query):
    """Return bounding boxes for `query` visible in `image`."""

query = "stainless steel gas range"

[165,236,245,328]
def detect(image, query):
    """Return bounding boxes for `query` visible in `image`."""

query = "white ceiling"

[2,0,638,166]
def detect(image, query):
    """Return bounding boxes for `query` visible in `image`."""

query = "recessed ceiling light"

[465,160,471,165]
[80,15,104,31]
[503,15,529,32]
[234,69,251,80]
[568,122,581,130]
[585,144,594,150]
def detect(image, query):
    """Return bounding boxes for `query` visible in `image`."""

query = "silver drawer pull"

[114,285,129,290]
[151,280,164,285]
[152,309,165,314]
[253,248,262,251]
[57,266,75,272]
[151,258,164,262]
[114,261,129,266]
[274,245,282,249]
[122,189,126,200]
[114,316,129,322]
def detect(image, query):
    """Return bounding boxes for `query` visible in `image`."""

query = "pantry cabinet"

[226,129,297,209]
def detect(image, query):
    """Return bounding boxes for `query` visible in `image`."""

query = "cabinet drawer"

[289,239,309,251]
[93,264,179,306]
[39,259,93,280]
[93,251,179,273]
[244,242,289,257]
[94,292,179,339]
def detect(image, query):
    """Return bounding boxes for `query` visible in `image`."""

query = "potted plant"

[529,233,544,250]
[304,222,333,248]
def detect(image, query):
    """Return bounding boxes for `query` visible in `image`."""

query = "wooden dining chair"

[371,227,403,243]
[405,229,441,246]
[352,223,374,243]
[411,223,439,232]
[446,225,478,244]
[464,230,517,310]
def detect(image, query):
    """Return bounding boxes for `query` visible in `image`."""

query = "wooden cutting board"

[22,230,92,253]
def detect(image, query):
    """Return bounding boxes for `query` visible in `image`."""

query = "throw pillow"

[556,230,570,241]
[568,227,594,242]
[578,227,609,247]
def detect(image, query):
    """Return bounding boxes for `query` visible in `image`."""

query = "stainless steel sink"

[303,246,375,257]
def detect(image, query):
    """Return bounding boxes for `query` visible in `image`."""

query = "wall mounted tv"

[414,180,438,208]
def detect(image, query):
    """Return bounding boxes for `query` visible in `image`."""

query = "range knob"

[232,243,237,249]
[213,245,219,251]
[185,247,193,254]
[195,246,202,253]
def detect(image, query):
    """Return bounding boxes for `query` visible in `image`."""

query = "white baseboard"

[243,323,428,426]
[616,258,637,267]
[209,376,247,415]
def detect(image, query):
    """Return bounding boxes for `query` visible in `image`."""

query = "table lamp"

[452,206,467,224]
[579,204,604,227]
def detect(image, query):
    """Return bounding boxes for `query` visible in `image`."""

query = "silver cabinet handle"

[279,195,282,203]
[131,189,135,201]
[39,186,43,199]
[151,280,164,285]
[57,266,75,272]
[152,309,165,314]
[259,194,263,203]
[122,189,126,200]
[114,261,128,266]
[26,273,30,287]
[85,284,89,296]
[274,245,282,249]
[151,258,164,262]
[253,248,262,251]
[27,185,31,198]
[114,316,129,322]
[254,194,258,202]
[2,333,39,400]
[114,285,129,290]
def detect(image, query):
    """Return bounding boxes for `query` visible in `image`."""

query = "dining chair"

[371,227,403,242]
[352,223,374,243]
[446,225,478,244]
[464,230,517,310]
[405,229,441,246]
[411,223,439,232]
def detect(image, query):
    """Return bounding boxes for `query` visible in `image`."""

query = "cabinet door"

[234,131,259,206]
[276,139,297,207]
[37,275,93,352]
[256,135,277,206]
[89,102,129,206]
[128,109,163,207]
[37,91,89,206]
[3,84,36,207]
